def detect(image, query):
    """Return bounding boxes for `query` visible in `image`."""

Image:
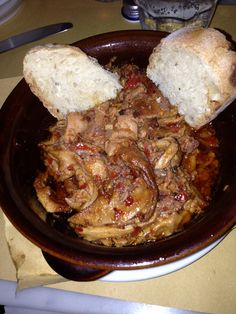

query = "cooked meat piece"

[64,112,89,143]
[69,175,156,227]
[178,135,199,154]
[153,137,180,170]
[105,114,138,156]
[34,172,69,213]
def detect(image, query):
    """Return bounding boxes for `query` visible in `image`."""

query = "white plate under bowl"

[100,236,225,282]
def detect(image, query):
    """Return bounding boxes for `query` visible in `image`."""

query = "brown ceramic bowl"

[0,30,236,281]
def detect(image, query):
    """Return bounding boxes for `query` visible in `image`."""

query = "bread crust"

[148,27,236,128]
[161,28,236,96]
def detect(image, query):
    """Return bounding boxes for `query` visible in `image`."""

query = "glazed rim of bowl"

[0,30,236,271]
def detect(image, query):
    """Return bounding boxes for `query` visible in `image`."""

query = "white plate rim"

[100,235,225,282]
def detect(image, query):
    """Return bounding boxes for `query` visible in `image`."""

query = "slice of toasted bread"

[23,44,122,119]
[147,27,236,129]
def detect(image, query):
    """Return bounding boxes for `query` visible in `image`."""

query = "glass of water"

[134,0,218,32]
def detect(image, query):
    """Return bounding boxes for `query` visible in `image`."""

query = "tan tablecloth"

[0,1,236,313]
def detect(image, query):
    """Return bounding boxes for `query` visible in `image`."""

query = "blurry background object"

[134,0,218,32]
[121,0,139,22]
[0,0,22,25]
[0,22,73,53]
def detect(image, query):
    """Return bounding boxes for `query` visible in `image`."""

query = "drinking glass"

[134,0,218,32]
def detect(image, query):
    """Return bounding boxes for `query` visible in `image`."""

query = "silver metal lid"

[121,0,139,22]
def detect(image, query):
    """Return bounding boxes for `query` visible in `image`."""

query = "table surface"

[0,0,236,79]
[0,1,236,313]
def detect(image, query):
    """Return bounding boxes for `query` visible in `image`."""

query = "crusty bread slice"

[23,44,122,119]
[147,27,236,129]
